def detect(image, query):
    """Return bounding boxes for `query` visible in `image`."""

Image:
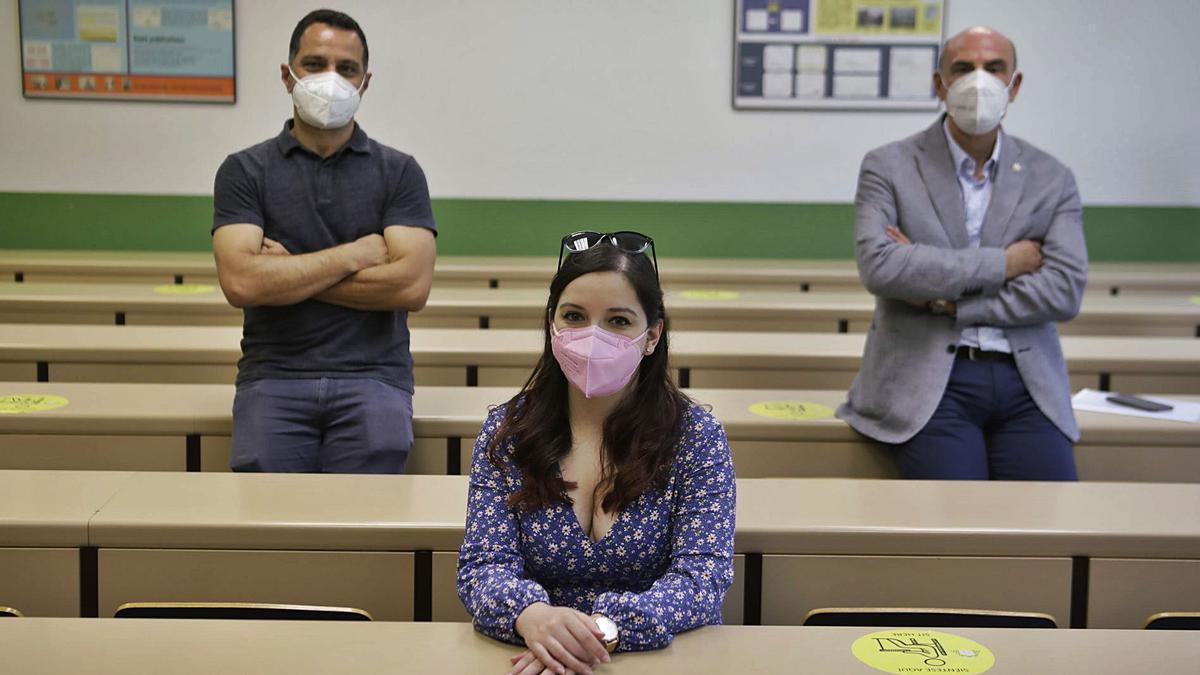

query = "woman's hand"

[512,602,610,675]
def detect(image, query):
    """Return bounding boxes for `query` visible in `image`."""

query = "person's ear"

[359,71,371,96]
[643,319,664,355]
[1008,71,1022,102]
[933,71,947,102]
[281,64,294,92]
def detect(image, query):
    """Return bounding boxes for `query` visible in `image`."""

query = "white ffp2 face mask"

[288,66,365,130]
[944,69,1017,135]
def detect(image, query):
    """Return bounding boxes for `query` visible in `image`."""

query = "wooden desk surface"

[0,470,132,546]
[2,619,1197,674]
[2,282,1197,331]
[0,619,1192,674]
[0,470,1172,558]
[2,324,1198,376]
[2,250,1197,292]
[0,382,1197,446]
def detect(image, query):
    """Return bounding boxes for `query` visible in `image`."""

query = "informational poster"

[734,0,945,110]
[19,0,236,102]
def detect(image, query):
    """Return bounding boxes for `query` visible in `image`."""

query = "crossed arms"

[212,223,436,312]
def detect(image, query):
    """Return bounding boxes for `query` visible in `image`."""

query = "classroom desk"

[2,281,1199,335]
[3,250,1197,296]
[2,323,1198,395]
[0,382,1198,482]
[3,470,1198,628]
[2,619,1198,674]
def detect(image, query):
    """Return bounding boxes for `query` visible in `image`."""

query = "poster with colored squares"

[734,0,945,110]
[19,0,235,102]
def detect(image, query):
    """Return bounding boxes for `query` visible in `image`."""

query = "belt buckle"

[967,346,984,362]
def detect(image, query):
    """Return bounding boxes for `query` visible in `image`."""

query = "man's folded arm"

[854,151,1007,301]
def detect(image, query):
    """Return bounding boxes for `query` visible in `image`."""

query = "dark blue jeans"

[894,355,1078,481]
[231,378,413,474]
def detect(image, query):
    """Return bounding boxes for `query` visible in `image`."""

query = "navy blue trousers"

[894,355,1078,481]
[231,378,413,474]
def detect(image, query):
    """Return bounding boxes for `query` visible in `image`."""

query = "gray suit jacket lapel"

[915,120,968,249]
[980,132,1027,247]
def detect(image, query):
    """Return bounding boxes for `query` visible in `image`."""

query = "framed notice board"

[19,0,236,102]
[733,0,946,111]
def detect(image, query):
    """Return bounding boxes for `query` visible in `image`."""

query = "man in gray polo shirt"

[211,9,436,473]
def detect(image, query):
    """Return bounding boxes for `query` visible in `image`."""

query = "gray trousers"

[231,377,413,474]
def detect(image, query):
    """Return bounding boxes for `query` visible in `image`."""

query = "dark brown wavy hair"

[488,243,690,513]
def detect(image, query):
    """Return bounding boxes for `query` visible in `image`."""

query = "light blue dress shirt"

[943,119,1012,354]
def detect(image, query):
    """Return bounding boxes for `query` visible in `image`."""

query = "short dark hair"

[288,9,369,69]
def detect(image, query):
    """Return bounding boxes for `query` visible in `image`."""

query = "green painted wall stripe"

[0,192,1196,261]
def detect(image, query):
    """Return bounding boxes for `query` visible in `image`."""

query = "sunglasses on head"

[557,230,658,279]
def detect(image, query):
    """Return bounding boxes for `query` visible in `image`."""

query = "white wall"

[1,0,1196,206]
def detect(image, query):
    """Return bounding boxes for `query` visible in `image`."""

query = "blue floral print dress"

[457,402,736,652]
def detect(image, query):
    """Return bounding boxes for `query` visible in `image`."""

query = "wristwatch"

[592,613,619,653]
[929,299,952,316]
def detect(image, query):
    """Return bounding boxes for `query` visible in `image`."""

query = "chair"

[0,606,23,617]
[113,602,372,621]
[1144,612,1200,630]
[803,607,1058,629]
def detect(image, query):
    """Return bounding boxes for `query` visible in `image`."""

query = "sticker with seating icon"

[0,394,70,415]
[748,400,834,420]
[851,630,994,673]
[153,284,216,295]
[679,290,741,300]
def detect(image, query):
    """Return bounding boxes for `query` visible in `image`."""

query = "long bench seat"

[2,323,1197,394]
[0,382,1197,481]
[2,281,1197,336]
[1,470,1197,629]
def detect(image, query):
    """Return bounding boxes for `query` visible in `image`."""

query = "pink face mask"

[551,323,650,399]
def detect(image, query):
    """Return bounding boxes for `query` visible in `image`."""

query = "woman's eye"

[563,311,584,322]
[610,316,631,327]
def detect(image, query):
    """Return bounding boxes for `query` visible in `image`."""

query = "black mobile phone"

[1106,394,1174,413]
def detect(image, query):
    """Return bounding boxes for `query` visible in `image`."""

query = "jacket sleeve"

[854,149,1008,300]
[456,409,550,645]
[591,412,736,651]
[956,169,1088,327]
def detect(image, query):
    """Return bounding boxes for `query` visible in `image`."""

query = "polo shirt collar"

[275,119,372,157]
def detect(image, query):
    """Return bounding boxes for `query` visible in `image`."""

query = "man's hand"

[1004,240,1044,280]
[350,233,390,270]
[884,226,933,308]
[260,237,290,256]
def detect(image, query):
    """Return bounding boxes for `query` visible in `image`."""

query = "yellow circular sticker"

[748,400,835,420]
[0,394,70,415]
[153,284,215,295]
[852,630,995,674]
[1190,295,1200,306]
[679,290,741,301]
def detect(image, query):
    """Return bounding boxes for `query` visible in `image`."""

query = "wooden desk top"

[1,619,1197,674]
[2,324,1198,376]
[0,382,1197,446]
[0,470,133,546]
[2,250,1196,292]
[2,282,1197,328]
[0,469,1178,558]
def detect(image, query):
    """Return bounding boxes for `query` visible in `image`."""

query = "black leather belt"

[956,345,1015,363]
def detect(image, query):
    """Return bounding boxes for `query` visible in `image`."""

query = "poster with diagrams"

[734,0,945,110]
[19,0,235,102]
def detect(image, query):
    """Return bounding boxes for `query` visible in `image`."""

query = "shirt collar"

[943,117,1002,182]
[274,119,372,157]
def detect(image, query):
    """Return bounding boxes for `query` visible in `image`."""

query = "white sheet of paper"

[763,44,795,72]
[781,10,804,32]
[796,45,826,72]
[833,48,882,73]
[1071,388,1200,424]
[794,72,825,97]
[745,9,769,31]
[763,72,794,98]
[833,74,880,98]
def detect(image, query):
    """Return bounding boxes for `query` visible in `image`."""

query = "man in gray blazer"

[836,27,1087,480]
